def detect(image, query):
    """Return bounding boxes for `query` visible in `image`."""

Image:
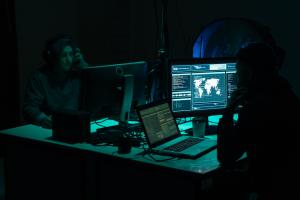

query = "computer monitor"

[80,61,148,122]
[169,57,237,118]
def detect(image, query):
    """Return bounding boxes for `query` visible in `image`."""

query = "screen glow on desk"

[90,118,140,133]
[90,114,238,133]
[177,114,238,133]
[208,114,238,124]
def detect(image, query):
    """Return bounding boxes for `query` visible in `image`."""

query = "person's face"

[56,45,74,72]
[236,60,253,88]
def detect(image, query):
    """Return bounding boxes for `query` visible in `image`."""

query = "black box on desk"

[52,109,90,143]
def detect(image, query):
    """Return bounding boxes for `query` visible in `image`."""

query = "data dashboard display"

[171,60,237,115]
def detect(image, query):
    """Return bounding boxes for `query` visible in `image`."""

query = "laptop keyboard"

[164,137,203,152]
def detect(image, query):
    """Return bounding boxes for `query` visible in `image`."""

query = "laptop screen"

[139,102,179,146]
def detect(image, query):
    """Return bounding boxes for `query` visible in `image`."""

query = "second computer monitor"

[80,61,148,122]
[169,58,237,117]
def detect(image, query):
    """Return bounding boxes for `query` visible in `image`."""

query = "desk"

[0,123,224,200]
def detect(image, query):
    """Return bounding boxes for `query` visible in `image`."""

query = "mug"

[192,117,206,138]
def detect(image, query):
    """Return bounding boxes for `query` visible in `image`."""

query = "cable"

[92,118,109,128]
[141,145,178,162]
[208,120,219,125]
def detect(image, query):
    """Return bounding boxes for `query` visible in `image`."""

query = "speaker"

[52,109,90,143]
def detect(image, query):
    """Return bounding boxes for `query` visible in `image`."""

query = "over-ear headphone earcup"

[43,48,53,64]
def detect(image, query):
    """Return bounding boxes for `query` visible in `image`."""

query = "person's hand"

[40,115,52,129]
[74,48,89,69]
[227,87,249,113]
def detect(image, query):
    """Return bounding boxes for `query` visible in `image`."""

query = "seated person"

[23,34,89,129]
[217,42,300,200]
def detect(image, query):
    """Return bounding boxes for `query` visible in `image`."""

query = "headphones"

[42,34,77,64]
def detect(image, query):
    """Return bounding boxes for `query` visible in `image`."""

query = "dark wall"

[12,0,300,123]
[1,0,19,129]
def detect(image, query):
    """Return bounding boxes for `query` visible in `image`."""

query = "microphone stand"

[153,0,169,101]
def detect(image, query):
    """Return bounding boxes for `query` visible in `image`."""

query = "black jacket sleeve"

[217,112,246,167]
[23,71,48,125]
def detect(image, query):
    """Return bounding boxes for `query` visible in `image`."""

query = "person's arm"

[23,71,52,128]
[217,114,245,166]
[217,88,249,166]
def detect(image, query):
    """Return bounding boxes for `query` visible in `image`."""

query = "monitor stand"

[119,74,134,124]
[99,74,137,134]
[92,75,137,144]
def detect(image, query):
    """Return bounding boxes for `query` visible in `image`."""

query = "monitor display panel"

[80,61,148,122]
[169,58,237,117]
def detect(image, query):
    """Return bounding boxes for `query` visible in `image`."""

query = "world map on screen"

[194,78,221,98]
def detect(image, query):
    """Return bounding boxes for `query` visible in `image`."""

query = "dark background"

[2,0,300,129]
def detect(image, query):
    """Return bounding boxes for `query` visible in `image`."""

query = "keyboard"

[164,137,203,152]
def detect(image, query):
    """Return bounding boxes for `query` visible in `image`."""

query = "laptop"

[136,101,217,159]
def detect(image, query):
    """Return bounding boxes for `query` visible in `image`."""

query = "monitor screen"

[169,58,237,117]
[80,61,148,122]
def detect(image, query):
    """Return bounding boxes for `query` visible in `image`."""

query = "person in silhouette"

[23,34,89,129]
[217,42,300,200]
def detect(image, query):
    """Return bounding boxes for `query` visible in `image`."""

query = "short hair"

[236,42,278,73]
[42,34,77,64]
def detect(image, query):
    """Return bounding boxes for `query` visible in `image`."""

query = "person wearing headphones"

[23,34,89,129]
[216,42,300,200]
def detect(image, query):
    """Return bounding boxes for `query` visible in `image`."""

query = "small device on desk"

[88,122,143,150]
[91,127,124,145]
